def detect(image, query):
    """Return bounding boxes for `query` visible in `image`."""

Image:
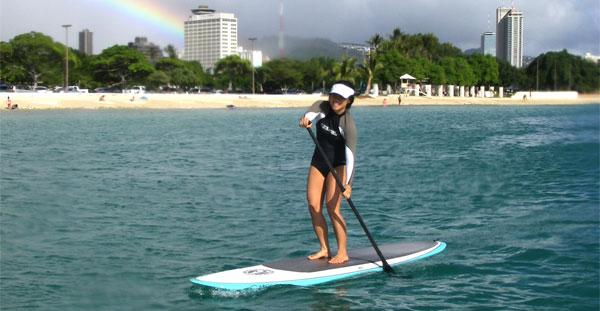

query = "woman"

[299,81,357,264]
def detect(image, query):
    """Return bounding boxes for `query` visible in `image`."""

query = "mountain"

[253,35,364,61]
[463,48,480,55]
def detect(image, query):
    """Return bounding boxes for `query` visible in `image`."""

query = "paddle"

[306,127,395,274]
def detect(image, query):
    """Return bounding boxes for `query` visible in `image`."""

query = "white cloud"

[1,0,598,56]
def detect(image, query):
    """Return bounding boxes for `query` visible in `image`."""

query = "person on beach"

[299,81,357,264]
[6,96,11,109]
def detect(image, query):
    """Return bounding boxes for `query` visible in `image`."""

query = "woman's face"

[329,93,350,115]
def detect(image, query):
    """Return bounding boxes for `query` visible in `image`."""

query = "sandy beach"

[2,92,599,110]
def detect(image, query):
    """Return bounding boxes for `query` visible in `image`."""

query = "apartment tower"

[183,5,238,72]
[481,31,496,56]
[78,29,93,56]
[496,6,524,67]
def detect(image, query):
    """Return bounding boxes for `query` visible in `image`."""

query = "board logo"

[243,268,274,275]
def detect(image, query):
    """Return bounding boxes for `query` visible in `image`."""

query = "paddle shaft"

[306,127,395,274]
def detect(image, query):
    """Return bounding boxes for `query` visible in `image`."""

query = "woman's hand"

[299,117,312,128]
[342,184,352,199]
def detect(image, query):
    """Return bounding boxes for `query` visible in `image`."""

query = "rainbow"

[99,0,184,40]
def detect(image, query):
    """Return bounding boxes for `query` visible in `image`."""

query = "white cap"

[330,83,355,99]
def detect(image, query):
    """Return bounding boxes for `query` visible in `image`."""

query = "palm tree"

[366,33,384,54]
[359,50,383,96]
[333,56,358,84]
[386,28,405,52]
[164,44,177,59]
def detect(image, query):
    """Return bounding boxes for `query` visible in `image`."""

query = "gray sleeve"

[304,100,327,123]
[340,113,357,185]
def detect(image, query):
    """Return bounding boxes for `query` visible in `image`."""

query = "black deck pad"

[264,241,436,273]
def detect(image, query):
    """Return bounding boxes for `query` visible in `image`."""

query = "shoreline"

[2,93,599,110]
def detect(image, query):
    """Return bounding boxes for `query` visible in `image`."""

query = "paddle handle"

[306,127,395,274]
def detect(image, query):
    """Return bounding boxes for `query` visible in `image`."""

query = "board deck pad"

[265,241,439,272]
[191,241,446,290]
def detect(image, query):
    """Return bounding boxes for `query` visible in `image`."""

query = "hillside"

[254,35,364,61]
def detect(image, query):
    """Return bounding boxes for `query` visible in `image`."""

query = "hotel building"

[496,6,524,68]
[238,48,263,68]
[183,5,238,72]
[127,36,162,62]
[78,29,93,56]
[480,31,496,56]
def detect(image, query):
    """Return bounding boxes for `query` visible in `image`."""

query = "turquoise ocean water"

[1,105,598,310]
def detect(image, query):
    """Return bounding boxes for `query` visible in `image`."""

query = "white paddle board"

[190,240,446,290]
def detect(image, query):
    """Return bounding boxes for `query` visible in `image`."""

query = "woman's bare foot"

[328,253,349,264]
[308,249,330,260]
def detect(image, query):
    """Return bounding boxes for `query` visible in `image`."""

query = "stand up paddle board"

[190,240,446,290]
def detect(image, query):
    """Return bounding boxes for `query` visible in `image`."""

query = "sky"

[1,0,598,58]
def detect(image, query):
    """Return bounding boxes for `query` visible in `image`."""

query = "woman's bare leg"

[326,166,348,264]
[307,166,330,260]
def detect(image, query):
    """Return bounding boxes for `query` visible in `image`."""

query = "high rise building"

[496,6,524,67]
[238,48,262,68]
[78,29,93,56]
[480,31,496,56]
[127,36,162,62]
[183,5,238,72]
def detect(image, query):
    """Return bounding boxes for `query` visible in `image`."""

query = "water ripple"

[1,106,598,310]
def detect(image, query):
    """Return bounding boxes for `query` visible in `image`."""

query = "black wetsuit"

[304,100,357,185]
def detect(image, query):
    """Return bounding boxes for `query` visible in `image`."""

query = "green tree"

[184,60,208,87]
[435,43,463,61]
[214,54,251,90]
[170,67,199,91]
[147,70,170,90]
[164,44,177,59]
[261,58,302,92]
[385,28,406,52]
[69,49,94,88]
[377,50,421,89]
[302,57,333,92]
[525,50,599,93]
[254,66,268,93]
[154,58,185,72]
[4,32,70,87]
[381,30,462,62]
[467,53,500,86]
[497,59,526,87]
[90,45,155,87]
[152,58,207,90]
[440,57,476,86]
[0,41,22,83]
[425,62,447,85]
